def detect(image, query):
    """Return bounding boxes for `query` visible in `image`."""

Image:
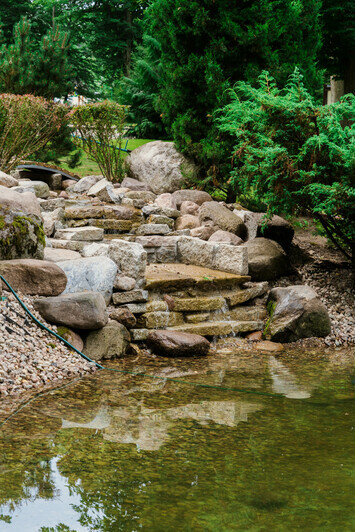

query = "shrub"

[217,69,355,260]
[70,101,128,182]
[0,93,68,172]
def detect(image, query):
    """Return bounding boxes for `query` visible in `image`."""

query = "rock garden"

[1,139,351,398]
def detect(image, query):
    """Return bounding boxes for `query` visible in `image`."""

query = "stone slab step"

[211,306,267,321]
[48,239,86,252]
[222,282,268,306]
[167,320,264,337]
[145,263,250,292]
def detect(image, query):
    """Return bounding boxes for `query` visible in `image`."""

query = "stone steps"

[131,319,264,340]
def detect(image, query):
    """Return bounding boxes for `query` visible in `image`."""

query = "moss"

[263,300,276,339]
[0,211,45,259]
[57,326,70,339]
[0,216,5,230]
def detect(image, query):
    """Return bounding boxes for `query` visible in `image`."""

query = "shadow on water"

[0,343,353,531]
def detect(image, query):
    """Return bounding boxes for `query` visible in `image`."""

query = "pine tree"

[131,0,322,194]
[0,17,73,98]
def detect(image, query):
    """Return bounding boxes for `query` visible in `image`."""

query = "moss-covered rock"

[0,206,45,260]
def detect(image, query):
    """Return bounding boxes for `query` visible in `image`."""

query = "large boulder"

[125,141,197,194]
[243,238,288,281]
[84,320,130,360]
[0,259,67,295]
[0,185,42,217]
[172,189,213,207]
[57,256,118,304]
[146,330,210,357]
[199,202,247,238]
[0,171,18,187]
[34,291,108,330]
[255,214,294,249]
[0,206,45,260]
[266,285,331,341]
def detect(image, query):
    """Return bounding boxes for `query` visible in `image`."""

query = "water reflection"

[0,345,353,531]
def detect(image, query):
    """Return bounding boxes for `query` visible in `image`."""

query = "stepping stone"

[55,227,104,241]
[167,320,264,337]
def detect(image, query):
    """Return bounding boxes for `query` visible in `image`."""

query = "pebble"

[0,292,97,397]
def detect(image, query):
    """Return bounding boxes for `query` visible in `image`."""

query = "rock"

[246,331,263,341]
[266,285,331,341]
[108,240,147,285]
[57,256,117,304]
[234,210,258,240]
[13,180,50,199]
[44,248,81,262]
[110,307,137,328]
[146,330,210,357]
[47,173,62,190]
[177,236,248,275]
[70,175,103,194]
[114,275,136,291]
[0,171,18,187]
[142,204,180,219]
[138,311,183,329]
[175,214,200,230]
[172,189,213,207]
[40,198,66,212]
[190,225,216,240]
[255,341,285,353]
[243,238,288,281]
[55,227,104,241]
[147,214,174,228]
[59,191,69,198]
[0,185,42,217]
[126,140,197,194]
[0,259,67,295]
[56,326,84,351]
[255,214,294,250]
[62,179,77,190]
[121,177,151,191]
[154,193,177,210]
[180,201,200,215]
[87,178,118,203]
[84,320,130,360]
[136,224,170,235]
[126,190,157,204]
[42,208,64,237]
[0,206,45,260]
[199,202,247,237]
[34,291,108,330]
[65,204,137,221]
[112,289,149,305]
[82,242,110,257]
[208,230,243,246]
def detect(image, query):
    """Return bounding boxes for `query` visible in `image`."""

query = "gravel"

[0,291,97,397]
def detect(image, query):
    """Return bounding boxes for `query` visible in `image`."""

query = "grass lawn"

[58,138,156,177]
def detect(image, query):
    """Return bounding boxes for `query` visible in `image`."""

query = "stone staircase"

[122,263,268,340]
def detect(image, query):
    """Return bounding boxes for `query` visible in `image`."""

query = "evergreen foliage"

[218,70,355,260]
[125,0,323,192]
[0,17,72,98]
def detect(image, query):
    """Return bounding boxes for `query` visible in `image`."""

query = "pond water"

[0,343,353,531]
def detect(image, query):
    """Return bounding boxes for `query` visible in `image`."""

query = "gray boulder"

[84,320,130,360]
[199,202,247,238]
[108,240,147,285]
[13,180,50,199]
[0,206,45,260]
[0,185,42,217]
[0,171,18,187]
[57,256,118,304]
[243,238,288,281]
[147,330,210,357]
[34,291,108,330]
[266,285,331,341]
[125,140,197,194]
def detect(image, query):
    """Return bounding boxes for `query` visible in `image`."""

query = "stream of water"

[0,343,353,531]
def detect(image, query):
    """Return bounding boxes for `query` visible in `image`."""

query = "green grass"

[58,138,156,177]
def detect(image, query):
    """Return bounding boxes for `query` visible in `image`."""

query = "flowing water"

[0,343,353,531]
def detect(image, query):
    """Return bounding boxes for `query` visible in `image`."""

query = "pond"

[0,342,353,531]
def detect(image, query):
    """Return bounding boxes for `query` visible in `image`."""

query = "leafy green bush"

[0,93,68,172]
[70,101,128,182]
[218,69,355,260]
